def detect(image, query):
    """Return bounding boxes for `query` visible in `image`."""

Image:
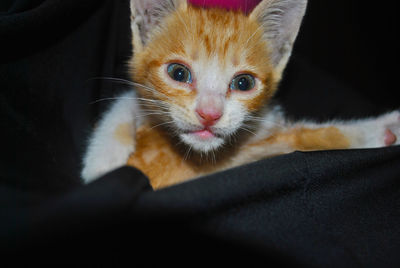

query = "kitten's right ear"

[130,0,186,53]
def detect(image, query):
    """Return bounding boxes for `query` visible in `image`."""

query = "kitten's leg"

[243,110,400,162]
[263,110,400,151]
[339,111,400,148]
[81,90,140,183]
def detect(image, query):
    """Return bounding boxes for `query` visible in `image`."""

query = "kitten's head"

[129,0,307,153]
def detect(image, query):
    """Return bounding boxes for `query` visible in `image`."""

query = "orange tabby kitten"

[82,0,400,189]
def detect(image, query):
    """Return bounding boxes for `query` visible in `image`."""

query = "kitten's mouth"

[180,127,225,152]
[191,129,215,139]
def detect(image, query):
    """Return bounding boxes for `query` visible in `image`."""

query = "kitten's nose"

[196,94,224,126]
[196,107,223,126]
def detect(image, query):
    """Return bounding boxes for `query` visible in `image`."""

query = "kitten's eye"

[167,63,192,83]
[230,74,255,91]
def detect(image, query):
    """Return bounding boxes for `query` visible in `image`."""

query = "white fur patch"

[338,111,400,148]
[81,90,140,183]
[180,133,225,152]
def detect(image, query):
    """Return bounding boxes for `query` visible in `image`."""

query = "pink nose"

[196,108,222,126]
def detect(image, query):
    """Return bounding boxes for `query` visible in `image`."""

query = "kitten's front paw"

[383,111,400,146]
[366,111,400,148]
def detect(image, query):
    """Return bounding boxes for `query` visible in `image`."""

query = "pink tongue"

[188,0,261,14]
[193,129,214,139]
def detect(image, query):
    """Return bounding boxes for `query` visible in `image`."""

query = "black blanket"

[1,0,399,266]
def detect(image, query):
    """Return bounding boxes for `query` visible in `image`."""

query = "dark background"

[1,0,399,266]
[278,0,398,119]
[297,0,398,110]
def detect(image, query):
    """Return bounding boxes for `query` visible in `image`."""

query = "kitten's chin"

[180,131,225,152]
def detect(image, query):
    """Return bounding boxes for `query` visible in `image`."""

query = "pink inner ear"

[188,0,261,14]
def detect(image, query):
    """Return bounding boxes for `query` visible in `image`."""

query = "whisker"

[149,120,175,130]
[88,76,173,101]
[139,98,171,105]
[228,132,239,145]
[133,83,170,98]
[140,103,171,111]
[239,126,257,136]
[211,150,217,165]
[89,96,146,104]
[183,145,193,161]
[140,107,170,113]
[87,77,135,86]
[135,112,171,118]
[245,115,286,128]
[89,96,171,109]
[89,97,133,105]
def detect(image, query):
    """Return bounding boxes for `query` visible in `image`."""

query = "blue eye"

[167,63,192,83]
[230,74,255,91]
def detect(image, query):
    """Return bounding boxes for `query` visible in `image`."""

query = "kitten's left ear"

[250,0,307,76]
[130,0,187,53]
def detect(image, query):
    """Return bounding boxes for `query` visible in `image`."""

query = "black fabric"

[1,0,399,266]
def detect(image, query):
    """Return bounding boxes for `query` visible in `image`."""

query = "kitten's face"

[132,5,279,153]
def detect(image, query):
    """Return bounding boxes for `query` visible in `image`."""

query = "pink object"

[188,0,261,14]
[193,129,215,139]
[196,107,223,126]
[384,129,397,146]
[195,94,224,127]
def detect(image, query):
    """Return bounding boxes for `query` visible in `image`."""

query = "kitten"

[82,0,400,189]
